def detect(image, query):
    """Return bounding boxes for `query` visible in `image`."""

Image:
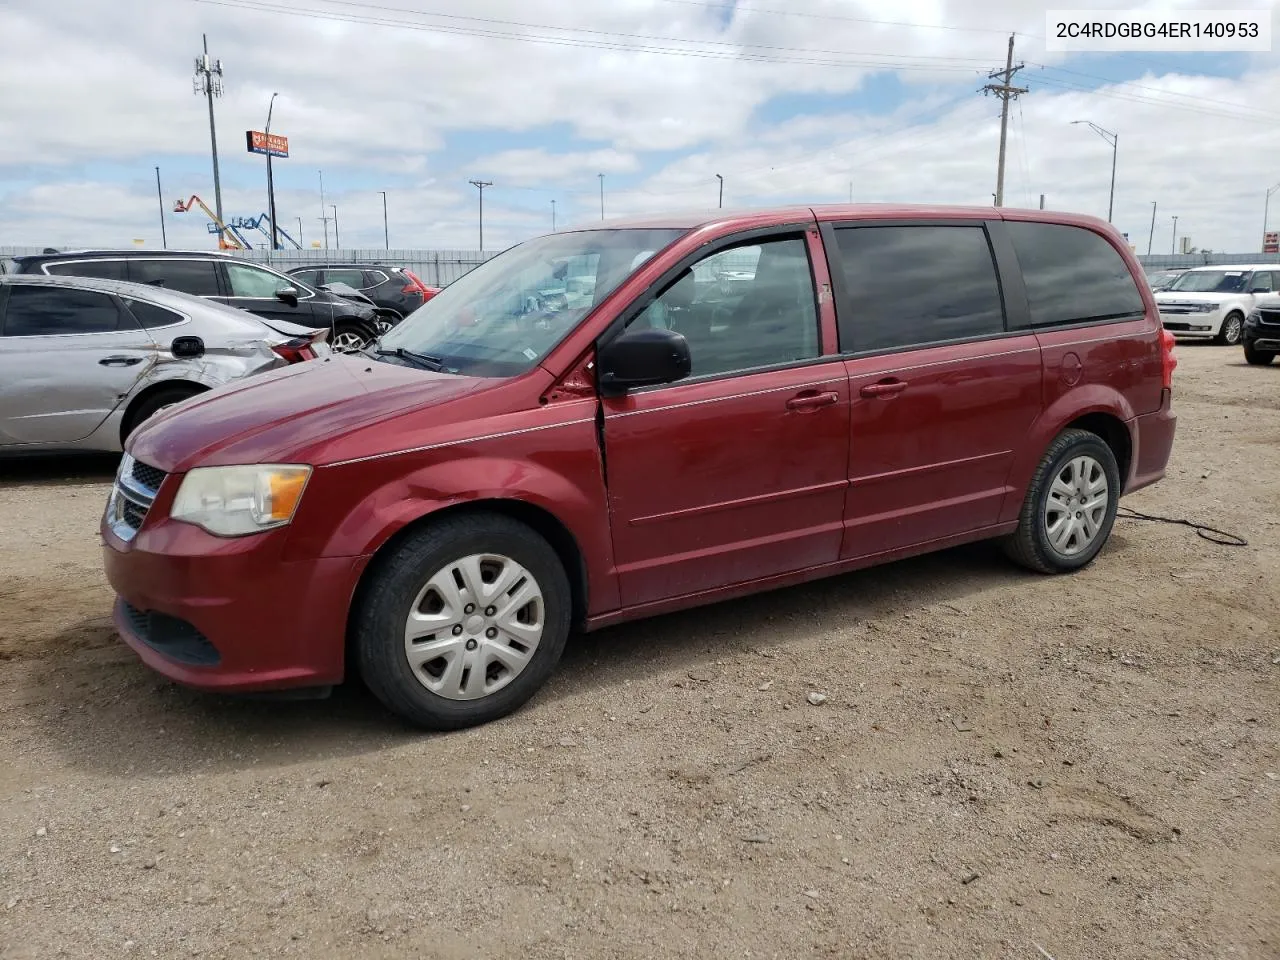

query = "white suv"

[1153,264,1278,345]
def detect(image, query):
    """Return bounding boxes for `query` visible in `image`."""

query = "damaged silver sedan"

[0,274,328,454]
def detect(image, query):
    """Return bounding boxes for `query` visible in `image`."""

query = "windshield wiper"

[373,347,446,371]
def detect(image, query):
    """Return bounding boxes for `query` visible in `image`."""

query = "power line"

[1026,72,1275,124]
[187,0,991,72]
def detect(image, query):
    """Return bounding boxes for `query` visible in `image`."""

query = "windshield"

[1166,270,1249,293]
[375,228,686,376]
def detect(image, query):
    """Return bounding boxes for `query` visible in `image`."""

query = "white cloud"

[1,0,1278,252]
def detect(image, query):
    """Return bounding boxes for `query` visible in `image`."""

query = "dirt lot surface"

[1,344,1277,960]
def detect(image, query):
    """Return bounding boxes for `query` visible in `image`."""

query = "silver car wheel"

[331,330,367,353]
[1043,455,1109,556]
[403,553,546,701]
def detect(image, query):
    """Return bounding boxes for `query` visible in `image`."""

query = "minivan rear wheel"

[1004,429,1121,575]
[354,513,572,730]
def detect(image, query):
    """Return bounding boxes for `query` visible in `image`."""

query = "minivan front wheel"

[1004,429,1121,574]
[355,513,572,730]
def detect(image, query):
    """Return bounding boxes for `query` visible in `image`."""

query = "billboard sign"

[246,130,289,158]
[1265,231,1279,254]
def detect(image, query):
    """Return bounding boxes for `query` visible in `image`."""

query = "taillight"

[401,270,429,296]
[272,334,325,364]
[1160,328,1177,389]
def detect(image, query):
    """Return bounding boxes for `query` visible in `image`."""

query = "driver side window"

[225,262,291,298]
[629,236,819,378]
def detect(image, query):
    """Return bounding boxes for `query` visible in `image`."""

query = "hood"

[1154,291,1234,304]
[127,354,538,473]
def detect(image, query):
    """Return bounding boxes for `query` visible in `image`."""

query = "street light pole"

[598,173,605,220]
[1171,215,1178,255]
[469,180,492,252]
[379,191,389,249]
[551,199,556,231]
[318,170,327,250]
[716,173,723,208]
[331,205,340,248]
[155,166,167,249]
[1071,120,1118,223]
[296,217,303,246]
[265,92,279,253]
[1147,201,1157,256]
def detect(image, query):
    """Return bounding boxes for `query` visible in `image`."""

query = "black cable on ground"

[1117,507,1248,547]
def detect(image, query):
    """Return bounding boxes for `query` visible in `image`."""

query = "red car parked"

[102,204,1177,730]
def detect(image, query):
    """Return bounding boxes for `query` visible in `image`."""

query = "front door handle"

[786,390,840,411]
[99,356,143,367]
[859,379,908,398]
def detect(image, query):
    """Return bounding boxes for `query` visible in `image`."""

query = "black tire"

[1243,341,1276,366]
[330,321,376,353]
[354,513,572,731]
[1217,311,1245,346]
[122,384,204,441]
[1003,428,1121,575]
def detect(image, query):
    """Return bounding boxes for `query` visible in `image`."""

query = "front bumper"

[1160,315,1220,337]
[103,514,366,693]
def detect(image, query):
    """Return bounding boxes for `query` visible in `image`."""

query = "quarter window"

[1007,221,1145,327]
[129,259,221,297]
[125,300,185,329]
[832,225,1005,353]
[2,285,124,336]
[629,236,819,378]
[225,262,291,298]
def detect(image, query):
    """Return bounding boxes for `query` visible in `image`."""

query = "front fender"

[281,422,621,614]
[998,383,1136,523]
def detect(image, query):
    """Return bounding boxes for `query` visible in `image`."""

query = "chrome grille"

[106,453,165,543]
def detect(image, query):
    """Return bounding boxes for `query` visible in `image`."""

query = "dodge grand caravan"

[102,205,1178,731]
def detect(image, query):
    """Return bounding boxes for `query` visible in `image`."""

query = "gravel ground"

[1,344,1277,960]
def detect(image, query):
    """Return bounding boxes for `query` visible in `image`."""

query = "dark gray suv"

[11,250,381,352]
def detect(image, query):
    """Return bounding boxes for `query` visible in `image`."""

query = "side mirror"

[276,286,299,306]
[598,327,691,394]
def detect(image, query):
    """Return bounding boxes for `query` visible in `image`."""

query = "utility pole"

[193,34,226,245]
[331,205,340,248]
[1171,216,1178,255]
[716,173,723,208]
[155,166,167,249]
[551,199,556,231]
[1263,182,1280,251]
[1039,193,1045,210]
[380,191,389,249]
[981,33,1027,208]
[1071,121,1118,222]
[469,180,492,252]
[296,217,303,246]
[265,92,279,253]
[598,173,605,220]
[318,170,328,250]
[1148,201,1157,255]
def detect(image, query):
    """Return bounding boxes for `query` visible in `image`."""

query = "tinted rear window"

[832,224,1005,353]
[129,259,221,296]
[45,259,128,281]
[1007,221,1145,327]
[2,285,124,336]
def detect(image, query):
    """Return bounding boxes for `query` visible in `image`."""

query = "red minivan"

[102,205,1177,730]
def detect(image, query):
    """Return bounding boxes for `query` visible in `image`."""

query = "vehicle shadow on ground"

[0,453,120,487]
[20,539,1042,778]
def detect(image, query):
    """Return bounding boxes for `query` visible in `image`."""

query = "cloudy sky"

[1,0,1276,254]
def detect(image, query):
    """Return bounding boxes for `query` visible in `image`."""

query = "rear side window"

[45,260,128,281]
[2,285,124,336]
[129,259,221,297]
[291,269,322,285]
[125,300,185,329]
[1007,222,1145,327]
[363,270,389,287]
[832,224,1005,353]
[325,268,367,288]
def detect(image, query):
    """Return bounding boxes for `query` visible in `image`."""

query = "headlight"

[170,464,311,537]
[1193,303,1216,313]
